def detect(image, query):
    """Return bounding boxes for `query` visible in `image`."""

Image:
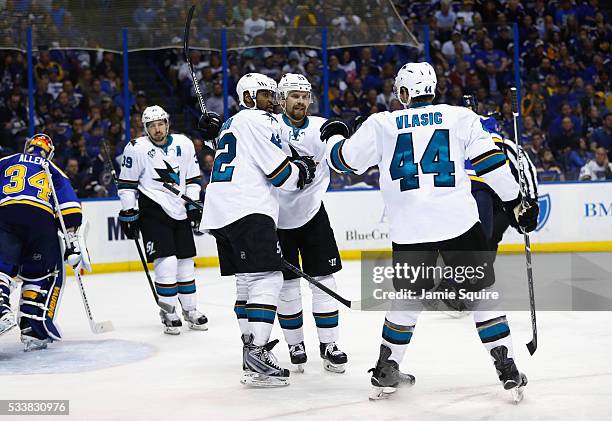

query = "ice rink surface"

[2,257,612,421]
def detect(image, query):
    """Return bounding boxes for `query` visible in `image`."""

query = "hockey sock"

[154,256,179,311]
[277,278,304,346]
[473,311,514,359]
[234,274,250,336]
[242,271,283,347]
[381,310,420,364]
[310,275,339,344]
[177,258,197,311]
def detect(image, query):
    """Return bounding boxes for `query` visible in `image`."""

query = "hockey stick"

[184,5,208,116]
[161,183,362,309]
[510,87,537,355]
[41,161,114,334]
[101,143,176,314]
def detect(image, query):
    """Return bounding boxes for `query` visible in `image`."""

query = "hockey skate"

[182,309,208,331]
[0,296,16,337]
[368,345,415,400]
[320,342,347,373]
[241,339,290,387]
[491,346,528,403]
[159,310,182,335]
[289,341,307,373]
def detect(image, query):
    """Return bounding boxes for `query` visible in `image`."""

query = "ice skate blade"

[240,373,290,387]
[187,322,208,331]
[323,360,346,373]
[293,363,304,373]
[0,315,17,337]
[369,386,397,400]
[164,327,181,335]
[511,386,525,404]
[22,338,50,352]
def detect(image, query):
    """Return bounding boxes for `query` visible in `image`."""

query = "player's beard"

[150,129,168,145]
[289,105,306,122]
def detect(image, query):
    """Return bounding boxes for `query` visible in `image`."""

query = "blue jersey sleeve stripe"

[330,140,355,173]
[473,155,507,176]
[267,158,292,187]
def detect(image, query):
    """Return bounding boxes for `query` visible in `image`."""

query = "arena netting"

[0,0,421,52]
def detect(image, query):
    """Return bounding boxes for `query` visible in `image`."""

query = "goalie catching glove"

[503,195,539,233]
[197,112,223,141]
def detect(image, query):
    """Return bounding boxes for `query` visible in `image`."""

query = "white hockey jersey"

[276,114,330,229]
[202,109,304,229]
[117,133,201,220]
[326,103,520,244]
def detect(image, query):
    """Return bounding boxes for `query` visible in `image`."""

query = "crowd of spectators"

[1,0,611,199]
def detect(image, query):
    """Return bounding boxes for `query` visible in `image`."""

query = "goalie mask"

[24,133,55,160]
[237,73,278,109]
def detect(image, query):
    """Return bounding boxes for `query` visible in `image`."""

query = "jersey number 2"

[390,129,455,191]
[211,133,236,182]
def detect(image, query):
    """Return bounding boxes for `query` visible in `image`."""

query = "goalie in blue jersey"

[0,133,87,351]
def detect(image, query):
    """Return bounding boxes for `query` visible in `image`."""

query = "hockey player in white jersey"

[200,73,317,387]
[117,105,208,334]
[274,73,347,373]
[320,62,538,401]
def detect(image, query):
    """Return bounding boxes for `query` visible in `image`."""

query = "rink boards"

[82,181,612,273]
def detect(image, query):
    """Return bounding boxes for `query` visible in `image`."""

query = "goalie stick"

[101,143,176,314]
[161,183,362,309]
[41,161,114,334]
[510,87,538,355]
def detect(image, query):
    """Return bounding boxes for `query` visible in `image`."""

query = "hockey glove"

[320,119,351,143]
[197,112,223,141]
[118,209,140,240]
[503,196,539,233]
[353,114,369,132]
[186,201,203,232]
[293,156,317,189]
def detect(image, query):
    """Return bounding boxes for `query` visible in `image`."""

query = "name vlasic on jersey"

[276,114,330,229]
[0,153,82,227]
[325,103,519,244]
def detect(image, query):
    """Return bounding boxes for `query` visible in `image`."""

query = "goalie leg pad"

[18,267,66,342]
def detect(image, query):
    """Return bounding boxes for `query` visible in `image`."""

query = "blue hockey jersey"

[0,154,82,228]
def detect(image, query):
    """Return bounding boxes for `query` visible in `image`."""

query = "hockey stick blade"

[183,5,208,115]
[183,5,195,62]
[92,320,115,334]
[158,183,361,309]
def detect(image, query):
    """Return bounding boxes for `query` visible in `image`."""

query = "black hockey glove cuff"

[186,201,203,231]
[503,195,539,233]
[293,156,317,189]
[320,119,351,143]
[197,112,223,141]
[118,209,140,240]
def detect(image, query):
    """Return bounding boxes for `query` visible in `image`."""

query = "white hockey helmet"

[236,73,278,109]
[394,62,437,106]
[278,73,312,102]
[142,105,169,137]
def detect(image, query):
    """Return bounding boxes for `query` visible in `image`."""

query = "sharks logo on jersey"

[153,160,180,185]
